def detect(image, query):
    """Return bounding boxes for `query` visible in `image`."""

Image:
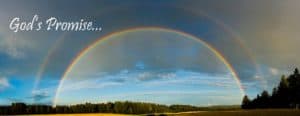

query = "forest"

[242,68,300,109]
[0,101,239,115]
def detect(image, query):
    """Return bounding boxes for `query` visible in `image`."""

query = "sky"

[0,0,300,106]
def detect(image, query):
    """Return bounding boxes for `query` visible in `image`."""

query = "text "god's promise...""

[9,15,102,32]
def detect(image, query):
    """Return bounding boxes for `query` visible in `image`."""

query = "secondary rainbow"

[33,33,68,93]
[53,27,246,107]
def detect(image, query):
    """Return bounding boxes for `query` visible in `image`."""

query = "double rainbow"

[52,27,246,106]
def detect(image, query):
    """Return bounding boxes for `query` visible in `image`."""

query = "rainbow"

[33,7,262,105]
[52,27,246,107]
[33,33,68,93]
[180,6,264,88]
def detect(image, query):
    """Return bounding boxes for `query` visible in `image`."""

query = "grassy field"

[166,109,300,116]
[23,110,300,116]
[28,113,133,116]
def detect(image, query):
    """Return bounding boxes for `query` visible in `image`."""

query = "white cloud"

[136,71,177,81]
[0,35,27,59]
[208,81,236,88]
[137,72,153,81]
[0,77,10,89]
[61,78,122,92]
[0,30,41,59]
[139,70,236,89]
[61,70,238,93]
[253,75,262,80]
[157,73,176,79]
[32,90,48,96]
[30,90,49,101]
[269,67,279,75]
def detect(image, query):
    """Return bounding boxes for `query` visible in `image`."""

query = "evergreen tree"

[271,87,279,108]
[287,68,300,108]
[260,90,270,108]
[241,95,251,109]
[277,75,290,108]
[241,68,300,109]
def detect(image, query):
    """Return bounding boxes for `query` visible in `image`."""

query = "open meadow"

[167,109,300,116]
[23,109,300,116]
[27,113,132,116]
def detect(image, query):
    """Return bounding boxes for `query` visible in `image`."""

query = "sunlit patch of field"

[27,113,134,116]
[166,109,300,116]
[19,110,300,116]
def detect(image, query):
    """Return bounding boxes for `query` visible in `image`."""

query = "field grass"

[26,113,133,116]
[23,109,300,116]
[166,109,300,116]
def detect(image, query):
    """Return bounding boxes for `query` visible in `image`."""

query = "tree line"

[242,68,300,109]
[0,101,214,115]
[4,69,297,114]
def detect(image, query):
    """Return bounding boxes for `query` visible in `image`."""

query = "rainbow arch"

[33,33,68,93]
[53,27,245,107]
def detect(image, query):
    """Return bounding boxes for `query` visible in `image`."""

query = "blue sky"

[0,0,300,106]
